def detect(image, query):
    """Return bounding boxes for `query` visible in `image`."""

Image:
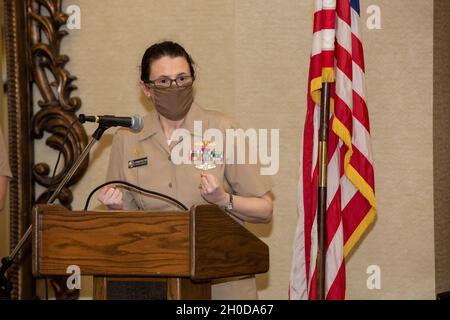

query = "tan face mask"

[151,85,194,121]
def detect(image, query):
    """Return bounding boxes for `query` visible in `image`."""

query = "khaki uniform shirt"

[0,129,12,178]
[106,102,273,299]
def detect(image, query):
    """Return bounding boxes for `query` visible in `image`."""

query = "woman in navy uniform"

[98,41,274,299]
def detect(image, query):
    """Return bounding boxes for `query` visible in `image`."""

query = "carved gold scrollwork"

[6,0,89,300]
[29,0,88,209]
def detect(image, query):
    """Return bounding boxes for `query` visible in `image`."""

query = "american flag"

[289,0,377,300]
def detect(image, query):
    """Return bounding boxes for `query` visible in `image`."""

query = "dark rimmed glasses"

[144,75,194,89]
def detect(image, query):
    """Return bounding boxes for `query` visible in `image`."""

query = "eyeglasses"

[144,75,194,89]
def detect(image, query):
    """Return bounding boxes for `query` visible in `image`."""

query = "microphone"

[78,114,144,131]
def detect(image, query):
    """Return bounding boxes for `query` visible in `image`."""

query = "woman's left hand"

[200,172,228,207]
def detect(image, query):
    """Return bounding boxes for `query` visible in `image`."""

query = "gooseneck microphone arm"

[0,124,110,300]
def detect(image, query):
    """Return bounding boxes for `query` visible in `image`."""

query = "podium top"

[32,204,269,280]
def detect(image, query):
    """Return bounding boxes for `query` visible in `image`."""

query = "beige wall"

[27,0,437,299]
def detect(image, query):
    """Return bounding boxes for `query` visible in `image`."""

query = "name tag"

[128,157,148,169]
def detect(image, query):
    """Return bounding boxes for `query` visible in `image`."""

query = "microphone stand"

[0,125,109,300]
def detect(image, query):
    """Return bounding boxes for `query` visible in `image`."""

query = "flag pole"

[316,81,331,300]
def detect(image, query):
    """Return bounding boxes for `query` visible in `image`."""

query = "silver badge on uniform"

[128,157,148,169]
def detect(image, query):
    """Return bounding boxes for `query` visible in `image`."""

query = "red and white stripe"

[290,0,376,300]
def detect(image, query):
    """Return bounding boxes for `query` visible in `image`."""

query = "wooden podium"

[31,204,269,300]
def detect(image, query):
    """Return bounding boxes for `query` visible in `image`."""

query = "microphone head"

[78,114,86,123]
[130,115,144,131]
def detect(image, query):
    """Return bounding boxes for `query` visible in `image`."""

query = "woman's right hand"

[97,184,124,210]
